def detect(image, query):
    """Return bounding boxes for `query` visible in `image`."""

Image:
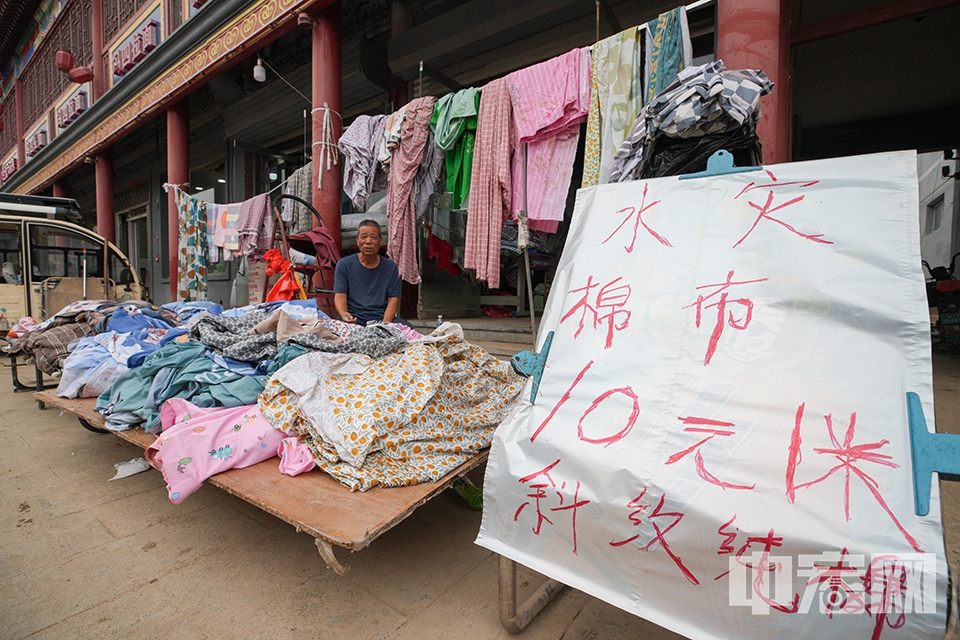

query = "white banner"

[477,151,947,639]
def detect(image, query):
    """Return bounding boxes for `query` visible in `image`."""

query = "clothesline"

[162,177,292,199]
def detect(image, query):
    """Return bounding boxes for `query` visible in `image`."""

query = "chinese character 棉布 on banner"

[476,150,947,639]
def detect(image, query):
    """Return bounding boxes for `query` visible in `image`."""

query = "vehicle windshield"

[0,222,21,284]
[28,224,104,282]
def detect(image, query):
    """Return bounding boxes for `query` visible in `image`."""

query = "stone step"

[410,317,538,346]
[473,339,531,359]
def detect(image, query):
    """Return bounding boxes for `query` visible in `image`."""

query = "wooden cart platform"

[35,390,486,574]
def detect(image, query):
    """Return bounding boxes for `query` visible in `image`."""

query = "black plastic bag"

[641,125,763,179]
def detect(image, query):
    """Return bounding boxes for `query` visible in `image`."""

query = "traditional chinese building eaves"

[3,0,335,195]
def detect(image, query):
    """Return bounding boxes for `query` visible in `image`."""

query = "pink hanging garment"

[464,78,514,289]
[507,48,591,233]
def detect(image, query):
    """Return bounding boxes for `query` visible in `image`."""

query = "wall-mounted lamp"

[217,178,226,184]
[253,57,266,83]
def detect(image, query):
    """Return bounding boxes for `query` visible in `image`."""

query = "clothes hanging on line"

[645,6,693,104]
[206,203,222,263]
[237,193,273,261]
[465,77,513,289]
[582,26,644,188]
[281,162,315,234]
[177,189,208,302]
[223,203,241,254]
[339,114,389,209]
[429,206,468,272]
[507,47,591,234]
[431,88,480,211]
[379,104,409,165]
[386,96,438,285]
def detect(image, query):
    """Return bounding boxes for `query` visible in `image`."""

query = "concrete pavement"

[3,353,960,640]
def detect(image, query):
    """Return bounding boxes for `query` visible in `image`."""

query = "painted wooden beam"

[791,0,960,46]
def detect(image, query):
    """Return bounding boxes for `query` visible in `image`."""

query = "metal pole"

[498,555,565,634]
[522,143,537,343]
[81,248,87,300]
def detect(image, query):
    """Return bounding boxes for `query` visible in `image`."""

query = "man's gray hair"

[357,219,382,237]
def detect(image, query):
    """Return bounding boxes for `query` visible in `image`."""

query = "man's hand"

[334,292,356,323]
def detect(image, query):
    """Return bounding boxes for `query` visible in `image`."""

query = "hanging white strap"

[311,103,340,190]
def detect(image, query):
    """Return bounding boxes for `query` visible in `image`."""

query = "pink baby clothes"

[277,437,316,476]
[145,399,285,504]
[507,48,591,233]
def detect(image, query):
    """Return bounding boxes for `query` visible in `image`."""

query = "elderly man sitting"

[333,219,409,326]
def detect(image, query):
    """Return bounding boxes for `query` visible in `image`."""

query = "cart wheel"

[78,418,109,434]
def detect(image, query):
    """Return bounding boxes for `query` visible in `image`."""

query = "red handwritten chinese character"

[530,360,639,446]
[716,526,800,613]
[666,416,755,490]
[684,270,768,366]
[602,183,670,252]
[862,555,909,640]
[561,275,631,348]
[514,458,560,536]
[717,515,739,555]
[610,489,699,585]
[785,404,922,553]
[514,459,591,554]
[550,480,590,554]
[732,170,829,248]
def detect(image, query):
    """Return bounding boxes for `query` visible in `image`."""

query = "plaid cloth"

[465,78,514,289]
[386,96,438,285]
[237,193,273,261]
[8,310,98,374]
[609,60,773,183]
[339,115,388,210]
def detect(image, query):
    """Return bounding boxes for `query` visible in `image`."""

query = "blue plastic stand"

[907,391,960,516]
[511,331,554,405]
[678,149,762,180]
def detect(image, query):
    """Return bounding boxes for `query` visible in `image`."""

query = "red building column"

[167,100,189,302]
[52,179,68,199]
[716,0,792,164]
[311,1,341,246]
[91,0,105,101]
[14,80,24,167]
[95,149,115,243]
